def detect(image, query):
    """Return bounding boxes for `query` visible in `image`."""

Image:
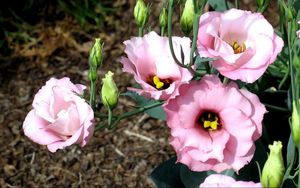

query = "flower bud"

[292,101,300,146]
[180,0,194,35]
[159,7,167,29]
[88,67,97,82]
[101,71,118,109]
[89,38,103,68]
[134,0,148,27]
[256,0,264,7]
[286,8,294,22]
[261,141,285,188]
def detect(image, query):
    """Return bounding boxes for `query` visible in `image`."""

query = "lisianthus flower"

[197,9,283,83]
[23,77,94,152]
[199,174,261,187]
[120,31,193,100]
[164,75,266,172]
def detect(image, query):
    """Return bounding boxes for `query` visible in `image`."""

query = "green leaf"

[194,56,216,68]
[207,0,233,11]
[122,91,166,120]
[287,134,296,168]
[150,157,184,188]
[180,165,213,188]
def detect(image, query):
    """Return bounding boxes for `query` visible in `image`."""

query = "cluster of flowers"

[121,8,282,175]
[23,7,290,187]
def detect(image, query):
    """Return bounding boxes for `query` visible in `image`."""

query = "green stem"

[138,26,144,37]
[204,61,211,74]
[108,101,163,130]
[264,103,289,112]
[298,148,300,188]
[279,68,290,89]
[189,15,200,67]
[235,0,239,8]
[108,107,113,128]
[167,0,185,68]
[89,80,96,109]
[94,123,107,132]
[161,26,165,36]
[223,77,229,85]
[287,22,298,104]
[224,0,230,10]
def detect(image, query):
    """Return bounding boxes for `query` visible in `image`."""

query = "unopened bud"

[180,0,194,35]
[88,67,97,82]
[101,71,118,109]
[286,8,294,22]
[159,7,167,29]
[134,0,148,27]
[256,0,264,7]
[261,141,285,188]
[89,38,103,68]
[292,101,300,146]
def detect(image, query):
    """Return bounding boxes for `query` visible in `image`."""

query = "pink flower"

[197,9,284,83]
[120,31,193,100]
[199,174,261,187]
[23,77,94,152]
[164,75,266,173]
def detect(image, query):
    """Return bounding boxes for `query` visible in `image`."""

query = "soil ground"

[0,0,279,187]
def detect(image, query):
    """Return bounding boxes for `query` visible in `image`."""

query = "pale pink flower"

[197,9,283,83]
[120,31,193,100]
[199,174,262,187]
[164,75,266,173]
[23,77,94,152]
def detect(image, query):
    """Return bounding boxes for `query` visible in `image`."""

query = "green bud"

[88,67,97,82]
[180,0,194,35]
[89,38,103,68]
[159,7,167,29]
[101,71,118,109]
[292,101,300,146]
[286,8,294,22]
[134,0,148,27]
[262,141,285,188]
[256,0,264,7]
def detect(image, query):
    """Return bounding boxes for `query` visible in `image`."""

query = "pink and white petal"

[47,126,84,152]
[239,89,267,139]
[220,108,255,156]
[155,56,181,79]
[47,104,80,136]
[120,57,137,75]
[34,100,55,123]
[188,158,218,172]
[187,130,229,162]
[200,174,236,187]
[241,35,274,69]
[72,96,93,125]
[223,145,255,172]
[269,34,284,63]
[220,62,270,83]
[49,86,71,118]
[171,127,213,156]
[23,110,62,145]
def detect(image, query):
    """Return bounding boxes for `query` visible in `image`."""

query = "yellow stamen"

[232,41,246,54]
[153,76,164,89]
[201,113,220,131]
[203,120,219,131]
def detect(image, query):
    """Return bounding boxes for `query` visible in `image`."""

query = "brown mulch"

[0,1,279,187]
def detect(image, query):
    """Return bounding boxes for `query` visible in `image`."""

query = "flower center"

[199,111,221,131]
[147,75,172,90]
[231,41,246,54]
